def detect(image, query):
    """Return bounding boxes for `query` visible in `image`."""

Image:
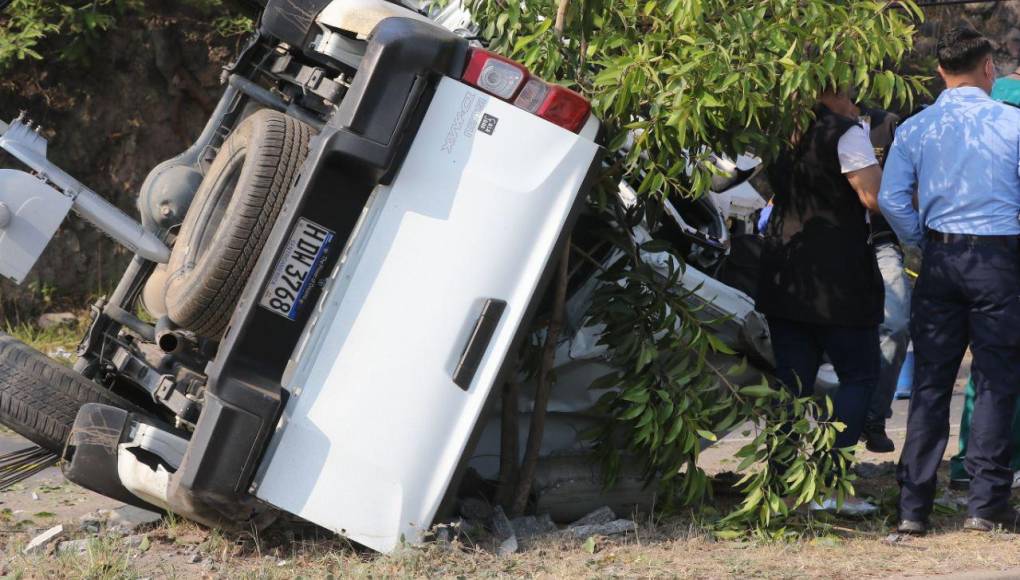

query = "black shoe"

[862,427,895,453]
[964,509,1020,533]
[897,519,928,535]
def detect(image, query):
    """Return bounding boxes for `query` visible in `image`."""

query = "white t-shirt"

[837,120,879,174]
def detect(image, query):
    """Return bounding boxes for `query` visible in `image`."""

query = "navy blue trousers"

[768,318,880,449]
[898,240,1020,521]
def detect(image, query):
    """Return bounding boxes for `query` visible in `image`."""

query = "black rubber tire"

[0,333,138,453]
[165,109,314,338]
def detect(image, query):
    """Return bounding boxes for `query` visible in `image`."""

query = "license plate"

[259,217,335,321]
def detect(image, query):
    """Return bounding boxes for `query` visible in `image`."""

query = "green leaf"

[618,404,646,421]
[696,429,717,442]
[739,384,776,398]
[582,535,598,554]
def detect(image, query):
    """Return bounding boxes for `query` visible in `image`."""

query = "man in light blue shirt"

[879,92,1020,246]
[878,26,1020,536]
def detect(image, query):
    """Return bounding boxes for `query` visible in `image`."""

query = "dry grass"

[5,498,1020,580]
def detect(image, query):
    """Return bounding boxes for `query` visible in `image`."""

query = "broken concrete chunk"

[568,518,635,538]
[23,524,64,554]
[497,536,518,556]
[569,506,616,528]
[510,513,558,539]
[107,505,161,532]
[57,539,90,555]
[490,506,515,540]
[490,506,518,556]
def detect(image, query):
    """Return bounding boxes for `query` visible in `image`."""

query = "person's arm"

[878,136,923,247]
[845,165,882,212]
[837,124,882,212]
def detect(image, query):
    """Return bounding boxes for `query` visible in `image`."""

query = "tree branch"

[510,237,571,516]
[554,0,570,36]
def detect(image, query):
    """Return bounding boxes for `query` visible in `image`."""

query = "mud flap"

[62,403,163,511]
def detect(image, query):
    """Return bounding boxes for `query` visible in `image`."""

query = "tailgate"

[253,77,600,552]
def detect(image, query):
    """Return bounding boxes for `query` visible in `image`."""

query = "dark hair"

[937,26,993,74]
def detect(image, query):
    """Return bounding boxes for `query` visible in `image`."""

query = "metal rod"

[105,304,157,342]
[227,74,325,130]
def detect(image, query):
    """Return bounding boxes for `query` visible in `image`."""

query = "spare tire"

[165,109,314,338]
[0,333,138,453]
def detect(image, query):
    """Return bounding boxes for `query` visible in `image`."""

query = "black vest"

[756,106,885,326]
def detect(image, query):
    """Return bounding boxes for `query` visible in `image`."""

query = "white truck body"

[253,77,600,552]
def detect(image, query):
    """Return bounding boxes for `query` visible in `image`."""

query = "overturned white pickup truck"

[0,0,779,553]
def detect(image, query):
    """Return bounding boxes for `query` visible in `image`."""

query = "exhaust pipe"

[155,316,191,355]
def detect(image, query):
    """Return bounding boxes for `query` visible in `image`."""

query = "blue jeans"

[768,317,881,449]
[865,242,912,430]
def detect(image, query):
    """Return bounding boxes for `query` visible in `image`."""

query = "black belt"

[925,230,1020,247]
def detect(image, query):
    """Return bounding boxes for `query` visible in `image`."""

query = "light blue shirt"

[877,87,1020,247]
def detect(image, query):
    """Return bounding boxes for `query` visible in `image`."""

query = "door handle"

[452,299,507,390]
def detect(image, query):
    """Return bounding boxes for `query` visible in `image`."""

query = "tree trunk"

[510,238,570,516]
[496,379,520,507]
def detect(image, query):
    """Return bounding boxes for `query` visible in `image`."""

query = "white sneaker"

[809,496,879,516]
[1012,471,1020,490]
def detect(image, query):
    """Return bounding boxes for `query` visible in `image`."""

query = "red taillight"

[462,49,528,99]
[534,84,591,133]
[461,48,591,133]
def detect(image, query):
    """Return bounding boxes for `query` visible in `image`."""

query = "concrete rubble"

[509,513,557,539]
[567,507,636,538]
[569,506,616,527]
[23,524,64,554]
[57,539,90,555]
[490,506,518,556]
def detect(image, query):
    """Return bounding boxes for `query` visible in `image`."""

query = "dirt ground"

[3,353,1020,579]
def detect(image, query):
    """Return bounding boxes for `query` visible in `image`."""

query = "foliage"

[586,223,854,532]
[470,0,925,201]
[464,0,924,532]
[0,0,59,68]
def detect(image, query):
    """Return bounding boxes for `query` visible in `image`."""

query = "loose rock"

[23,524,64,554]
[107,505,162,532]
[568,518,635,539]
[497,536,518,556]
[189,553,202,564]
[569,506,616,528]
[490,506,518,556]
[57,539,90,555]
[37,312,78,330]
[78,511,104,534]
[510,513,558,539]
